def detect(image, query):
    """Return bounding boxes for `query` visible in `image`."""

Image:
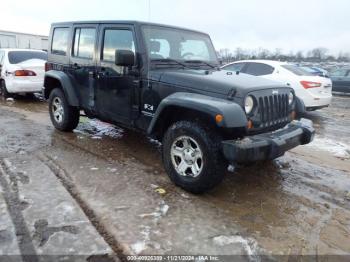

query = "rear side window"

[223,62,245,72]
[244,63,274,76]
[73,28,96,59]
[8,51,47,64]
[51,27,70,55]
[102,29,135,62]
[281,65,313,76]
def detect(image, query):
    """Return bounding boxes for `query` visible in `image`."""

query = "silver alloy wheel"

[52,97,64,123]
[170,135,203,177]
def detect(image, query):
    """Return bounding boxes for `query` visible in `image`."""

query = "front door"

[69,24,98,110]
[96,24,138,124]
[331,69,350,92]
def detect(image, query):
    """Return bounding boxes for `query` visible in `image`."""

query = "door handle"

[72,63,81,70]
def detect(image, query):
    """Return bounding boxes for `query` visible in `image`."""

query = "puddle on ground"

[306,137,350,159]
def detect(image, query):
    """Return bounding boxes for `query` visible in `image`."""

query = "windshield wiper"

[151,59,190,69]
[184,60,217,69]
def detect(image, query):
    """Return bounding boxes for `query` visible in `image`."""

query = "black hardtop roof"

[51,20,208,35]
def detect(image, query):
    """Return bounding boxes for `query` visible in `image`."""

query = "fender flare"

[44,70,79,106]
[295,96,306,114]
[147,92,247,135]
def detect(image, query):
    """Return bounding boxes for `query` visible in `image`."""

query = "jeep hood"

[149,69,289,97]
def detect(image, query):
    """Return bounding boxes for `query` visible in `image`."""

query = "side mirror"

[115,49,135,67]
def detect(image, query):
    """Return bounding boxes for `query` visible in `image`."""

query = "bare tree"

[310,47,328,61]
[234,48,244,60]
[257,47,270,59]
[296,51,304,62]
[218,48,233,63]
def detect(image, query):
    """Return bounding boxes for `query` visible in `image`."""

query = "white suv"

[0,49,47,98]
[222,60,332,111]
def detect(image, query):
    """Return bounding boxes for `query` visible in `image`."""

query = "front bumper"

[222,118,315,163]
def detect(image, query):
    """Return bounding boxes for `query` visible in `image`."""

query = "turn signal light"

[300,81,321,89]
[215,114,224,123]
[290,111,296,120]
[45,62,52,72]
[247,120,253,129]
[14,70,36,76]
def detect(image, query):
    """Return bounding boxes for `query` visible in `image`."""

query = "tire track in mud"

[36,152,128,261]
[0,160,38,262]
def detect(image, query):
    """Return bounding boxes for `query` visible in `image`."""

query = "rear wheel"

[48,88,80,131]
[162,121,226,194]
[0,81,11,99]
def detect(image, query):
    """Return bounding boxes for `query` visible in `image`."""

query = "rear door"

[69,24,98,110]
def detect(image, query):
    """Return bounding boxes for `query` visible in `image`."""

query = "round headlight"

[288,91,294,105]
[244,96,254,114]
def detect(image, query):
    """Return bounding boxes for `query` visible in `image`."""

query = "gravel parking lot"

[0,95,349,260]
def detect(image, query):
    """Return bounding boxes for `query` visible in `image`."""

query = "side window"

[102,29,135,62]
[223,63,245,72]
[73,28,96,59]
[51,27,70,56]
[244,63,274,76]
[331,69,348,77]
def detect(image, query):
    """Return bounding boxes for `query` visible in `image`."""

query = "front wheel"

[48,88,80,132]
[162,121,226,194]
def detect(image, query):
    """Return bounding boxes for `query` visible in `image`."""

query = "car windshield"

[142,25,218,65]
[8,51,47,64]
[281,64,314,76]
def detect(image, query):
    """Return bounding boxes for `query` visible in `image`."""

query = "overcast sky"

[1,0,349,55]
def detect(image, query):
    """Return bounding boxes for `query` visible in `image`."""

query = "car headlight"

[244,95,254,114]
[288,91,294,105]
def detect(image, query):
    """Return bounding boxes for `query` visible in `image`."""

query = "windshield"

[142,25,218,65]
[8,51,47,64]
[281,65,314,76]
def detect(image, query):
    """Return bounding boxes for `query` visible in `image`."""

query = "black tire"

[162,121,226,194]
[0,80,11,99]
[48,88,80,132]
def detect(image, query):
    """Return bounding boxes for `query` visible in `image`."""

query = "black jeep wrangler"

[43,21,314,193]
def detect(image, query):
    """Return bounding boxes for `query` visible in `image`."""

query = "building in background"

[0,30,48,50]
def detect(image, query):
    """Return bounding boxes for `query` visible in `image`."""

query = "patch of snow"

[307,137,350,158]
[159,204,169,216]
[75,118,123,139]
[227,165,235,172]
[90,167,99,171]
[148,138,162,147]
[213,235,260,261]
[130,241,146,254]
[181,193,190,199]
[6,97,14,102]
[3,159,12,169]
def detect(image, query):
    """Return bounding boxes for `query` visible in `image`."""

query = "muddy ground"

[0,95,349,260]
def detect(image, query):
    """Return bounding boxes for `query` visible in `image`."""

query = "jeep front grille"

[247,90,292,132]
[258,94,289,128]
